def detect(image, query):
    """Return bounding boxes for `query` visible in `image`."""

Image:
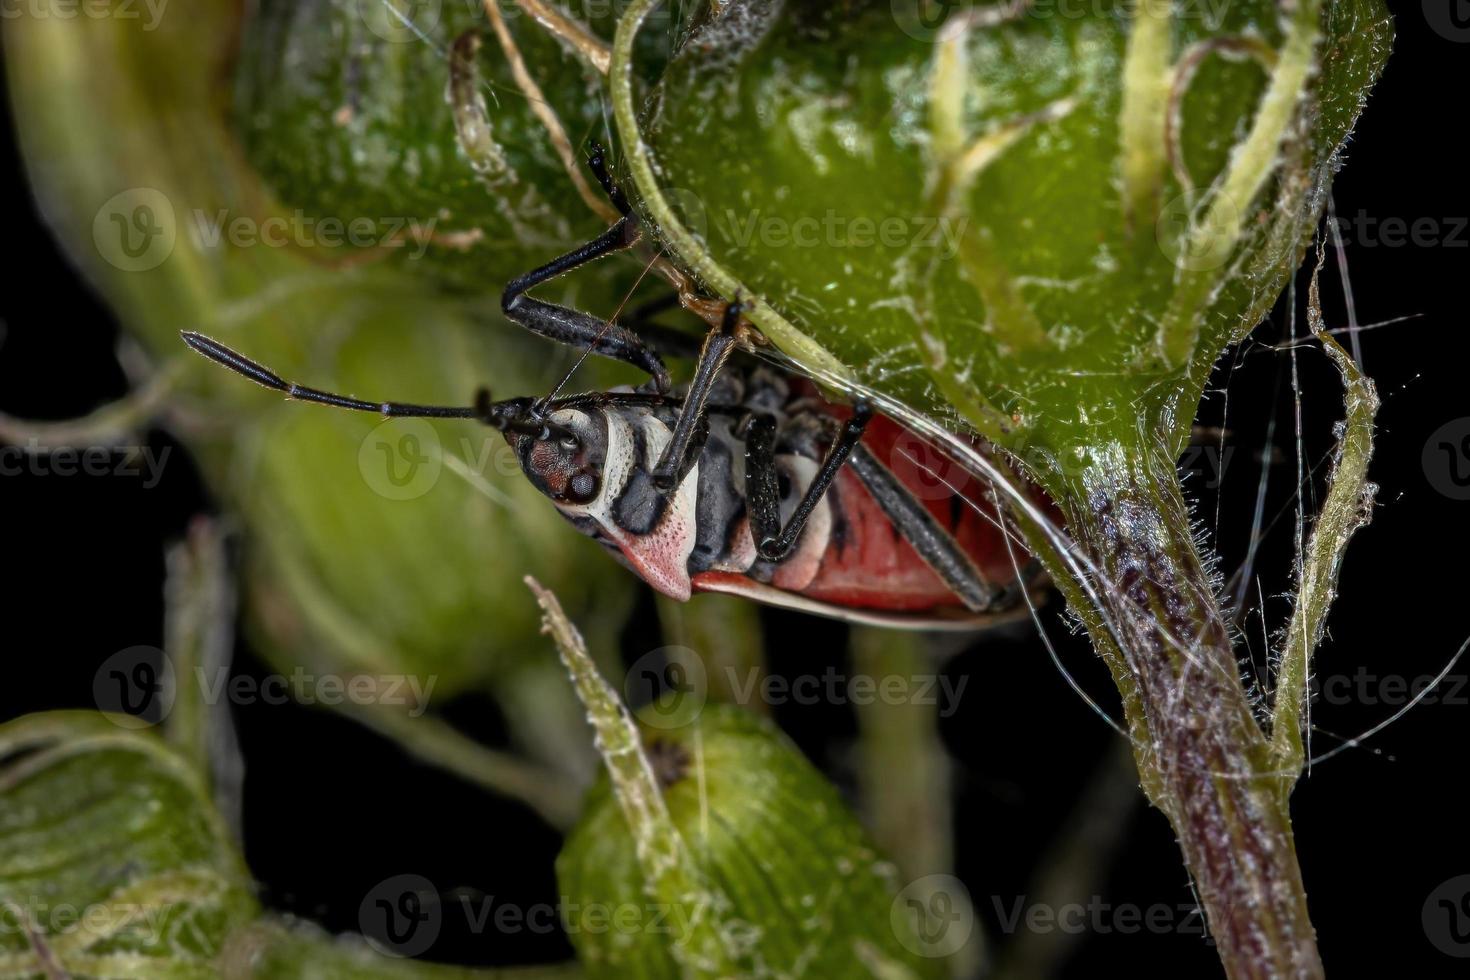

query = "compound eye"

[566,470,600,505]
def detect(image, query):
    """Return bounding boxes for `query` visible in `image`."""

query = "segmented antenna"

[180,332,478,419]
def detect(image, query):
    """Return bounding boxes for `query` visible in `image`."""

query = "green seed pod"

[557,702,950,979]
[233,0,693,292]
[633,0,1389,467]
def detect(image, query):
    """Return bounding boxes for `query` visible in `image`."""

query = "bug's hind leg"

[844,445,1000,613]
[743,401,874,562]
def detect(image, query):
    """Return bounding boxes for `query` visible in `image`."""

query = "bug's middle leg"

[743,401,874,562]
[651,300,745,490]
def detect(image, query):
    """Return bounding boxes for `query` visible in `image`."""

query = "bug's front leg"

[501,216,672,392]
[742,401,873,562]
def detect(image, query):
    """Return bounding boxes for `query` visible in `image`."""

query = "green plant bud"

[557,702,950,979]
[0,713,257,974]
[635,0,1389,470]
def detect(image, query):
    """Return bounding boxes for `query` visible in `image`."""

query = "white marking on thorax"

[554,408,700,601]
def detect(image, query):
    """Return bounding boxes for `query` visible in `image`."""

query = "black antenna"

[181,332,478,420]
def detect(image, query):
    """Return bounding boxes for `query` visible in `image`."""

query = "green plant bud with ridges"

[557,701,949,979]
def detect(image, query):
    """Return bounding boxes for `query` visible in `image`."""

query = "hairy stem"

[1058,440,1320,979]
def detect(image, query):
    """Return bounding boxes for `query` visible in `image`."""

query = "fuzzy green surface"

[646,0,1390,475]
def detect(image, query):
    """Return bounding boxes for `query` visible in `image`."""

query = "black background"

[1,3,1466,976]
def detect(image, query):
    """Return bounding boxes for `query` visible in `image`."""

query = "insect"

[182,147,1043,629]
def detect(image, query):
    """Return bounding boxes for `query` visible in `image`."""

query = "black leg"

[501,216,672,392]
[652,301,743,490]
[587,141,631,217]
[744,402,874,562]
[845,444,999,613]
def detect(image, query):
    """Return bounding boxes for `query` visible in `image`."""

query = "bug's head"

[478,391,608,509]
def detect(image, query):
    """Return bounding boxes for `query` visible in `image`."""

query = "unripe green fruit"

[557,703,950,979]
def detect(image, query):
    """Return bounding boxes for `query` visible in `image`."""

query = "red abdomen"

[801,415,1031,612]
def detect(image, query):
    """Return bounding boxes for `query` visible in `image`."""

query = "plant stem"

[1058,440,1321,979]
